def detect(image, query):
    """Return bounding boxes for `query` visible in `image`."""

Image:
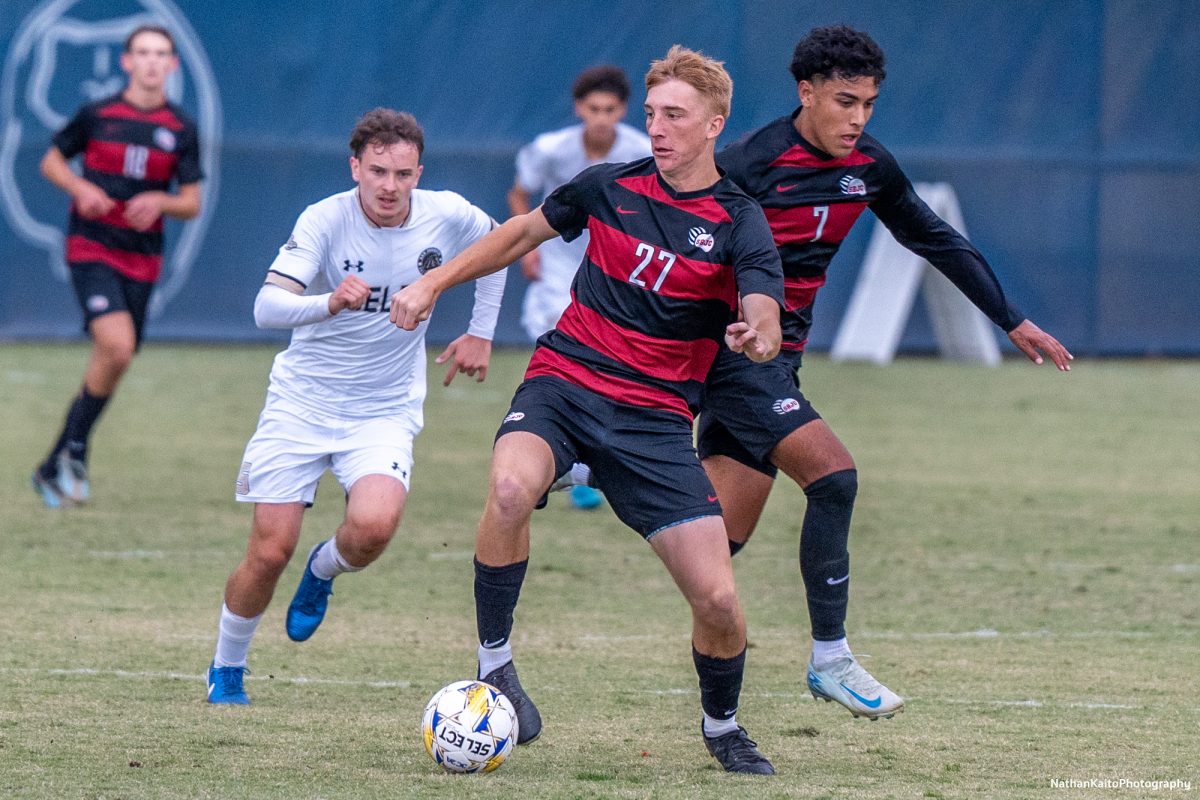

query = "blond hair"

[644,45,732,118]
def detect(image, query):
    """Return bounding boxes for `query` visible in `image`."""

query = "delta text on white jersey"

[265,187,493,419]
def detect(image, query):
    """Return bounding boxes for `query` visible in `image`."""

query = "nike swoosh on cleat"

[826,574,850,585]
[207,682,215,698]
[841,684,883,709]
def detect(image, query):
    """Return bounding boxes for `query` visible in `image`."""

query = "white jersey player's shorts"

[235,392,418,504]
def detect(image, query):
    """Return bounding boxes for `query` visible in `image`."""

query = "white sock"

[812,636,853,669]
[477,641,513,678]
[310,537,360,581]
[570,462,593,487]
[213,603,262,668]
[702,713,739,738]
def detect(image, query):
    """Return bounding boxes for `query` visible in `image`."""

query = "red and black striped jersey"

[717,108,1023,351]
[53,94,202,282]
[531,157,784,419]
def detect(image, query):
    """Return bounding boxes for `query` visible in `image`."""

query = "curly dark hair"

[348,108,424,159]
[572,65,632,102]
[789,24,886,84]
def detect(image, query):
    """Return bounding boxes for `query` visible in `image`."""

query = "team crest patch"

[417,247,443,274]
[688,226,715,253]
[502,411,525,423]
[283,235,298,250]
[86,294,109,313]
[153,126,177,152]
[839,175,867,196]
[772,398,801,415]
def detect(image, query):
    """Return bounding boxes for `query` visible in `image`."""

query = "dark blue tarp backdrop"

[2,0,1197,354]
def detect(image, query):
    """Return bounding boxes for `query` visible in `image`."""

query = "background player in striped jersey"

[205,109,506,705]
[392,47,784,775]
[508,65,652,510]
[31,25,202,508]
[700,24,1073,719]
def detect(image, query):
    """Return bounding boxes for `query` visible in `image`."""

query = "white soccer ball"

[422,679,519,773]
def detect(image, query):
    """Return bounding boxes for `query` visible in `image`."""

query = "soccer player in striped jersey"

[31,25,202,508]
[392,47,784,775]
[700,24,1073,719]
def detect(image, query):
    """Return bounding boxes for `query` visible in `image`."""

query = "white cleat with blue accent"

[807,656,904,720]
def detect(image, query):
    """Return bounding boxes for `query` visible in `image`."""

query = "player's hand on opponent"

[725,321,775,363]
[328,274,371,314]
[73,181,115,219]
[520,251,542,282]
[1008,319,1074,371]
[123,191,166,231]
[436,334,492,386]
[389,279,438,331]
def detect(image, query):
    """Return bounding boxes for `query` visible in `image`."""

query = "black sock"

[39,388,109,476]
[474,557,528,649]
[693,645,745,723]
[64,387,110,462]
[728,539,745,556]
[800,469,857,641]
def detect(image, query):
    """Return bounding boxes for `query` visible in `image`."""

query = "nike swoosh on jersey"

[616,205,639,214]
[776,183,799,192]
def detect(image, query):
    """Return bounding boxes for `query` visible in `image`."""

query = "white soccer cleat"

[807,656,904,719]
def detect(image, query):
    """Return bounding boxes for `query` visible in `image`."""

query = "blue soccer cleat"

[286,541,334,642]
[55,453,90,505]
[807,656,904,719]
[31,470,70,509]
[207,660,250,705]
[569,484,603,510]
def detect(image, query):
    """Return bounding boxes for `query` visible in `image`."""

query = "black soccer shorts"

[496,376,722,538]
[697,349,822,478]
[69,261,155,346]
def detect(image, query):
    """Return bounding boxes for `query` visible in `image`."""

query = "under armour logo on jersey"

[688,226,715,253]
[772,398,801,414]
[283,235,298,250]
[503,411,525,423]
[839,175,867,196]
[342,259,364,272]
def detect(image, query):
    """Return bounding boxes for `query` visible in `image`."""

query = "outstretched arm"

[390,207,557,331]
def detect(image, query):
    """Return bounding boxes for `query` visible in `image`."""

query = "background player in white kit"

[206,108,506,704]
[508,65,650,509]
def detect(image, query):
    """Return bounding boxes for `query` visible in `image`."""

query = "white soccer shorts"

[235,393,418,504]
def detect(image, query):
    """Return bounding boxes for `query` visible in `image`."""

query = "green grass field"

[1,343,1197,799]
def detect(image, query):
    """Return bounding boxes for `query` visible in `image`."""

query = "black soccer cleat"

[479,660,542,745]
[702,724,776,775]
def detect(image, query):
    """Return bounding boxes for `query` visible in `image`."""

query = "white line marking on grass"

[88,550,166,559]
[0,666,410,689]
[635,688,1145,711]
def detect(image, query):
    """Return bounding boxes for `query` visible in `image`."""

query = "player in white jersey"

[508,65,651,342]
[509,65,650,510]
[206,109,506,704]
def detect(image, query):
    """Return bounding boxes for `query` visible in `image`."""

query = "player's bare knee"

[246,543,292,582]
[488,475,537,524]
[94,338,135,375]
[691,585,743,633]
